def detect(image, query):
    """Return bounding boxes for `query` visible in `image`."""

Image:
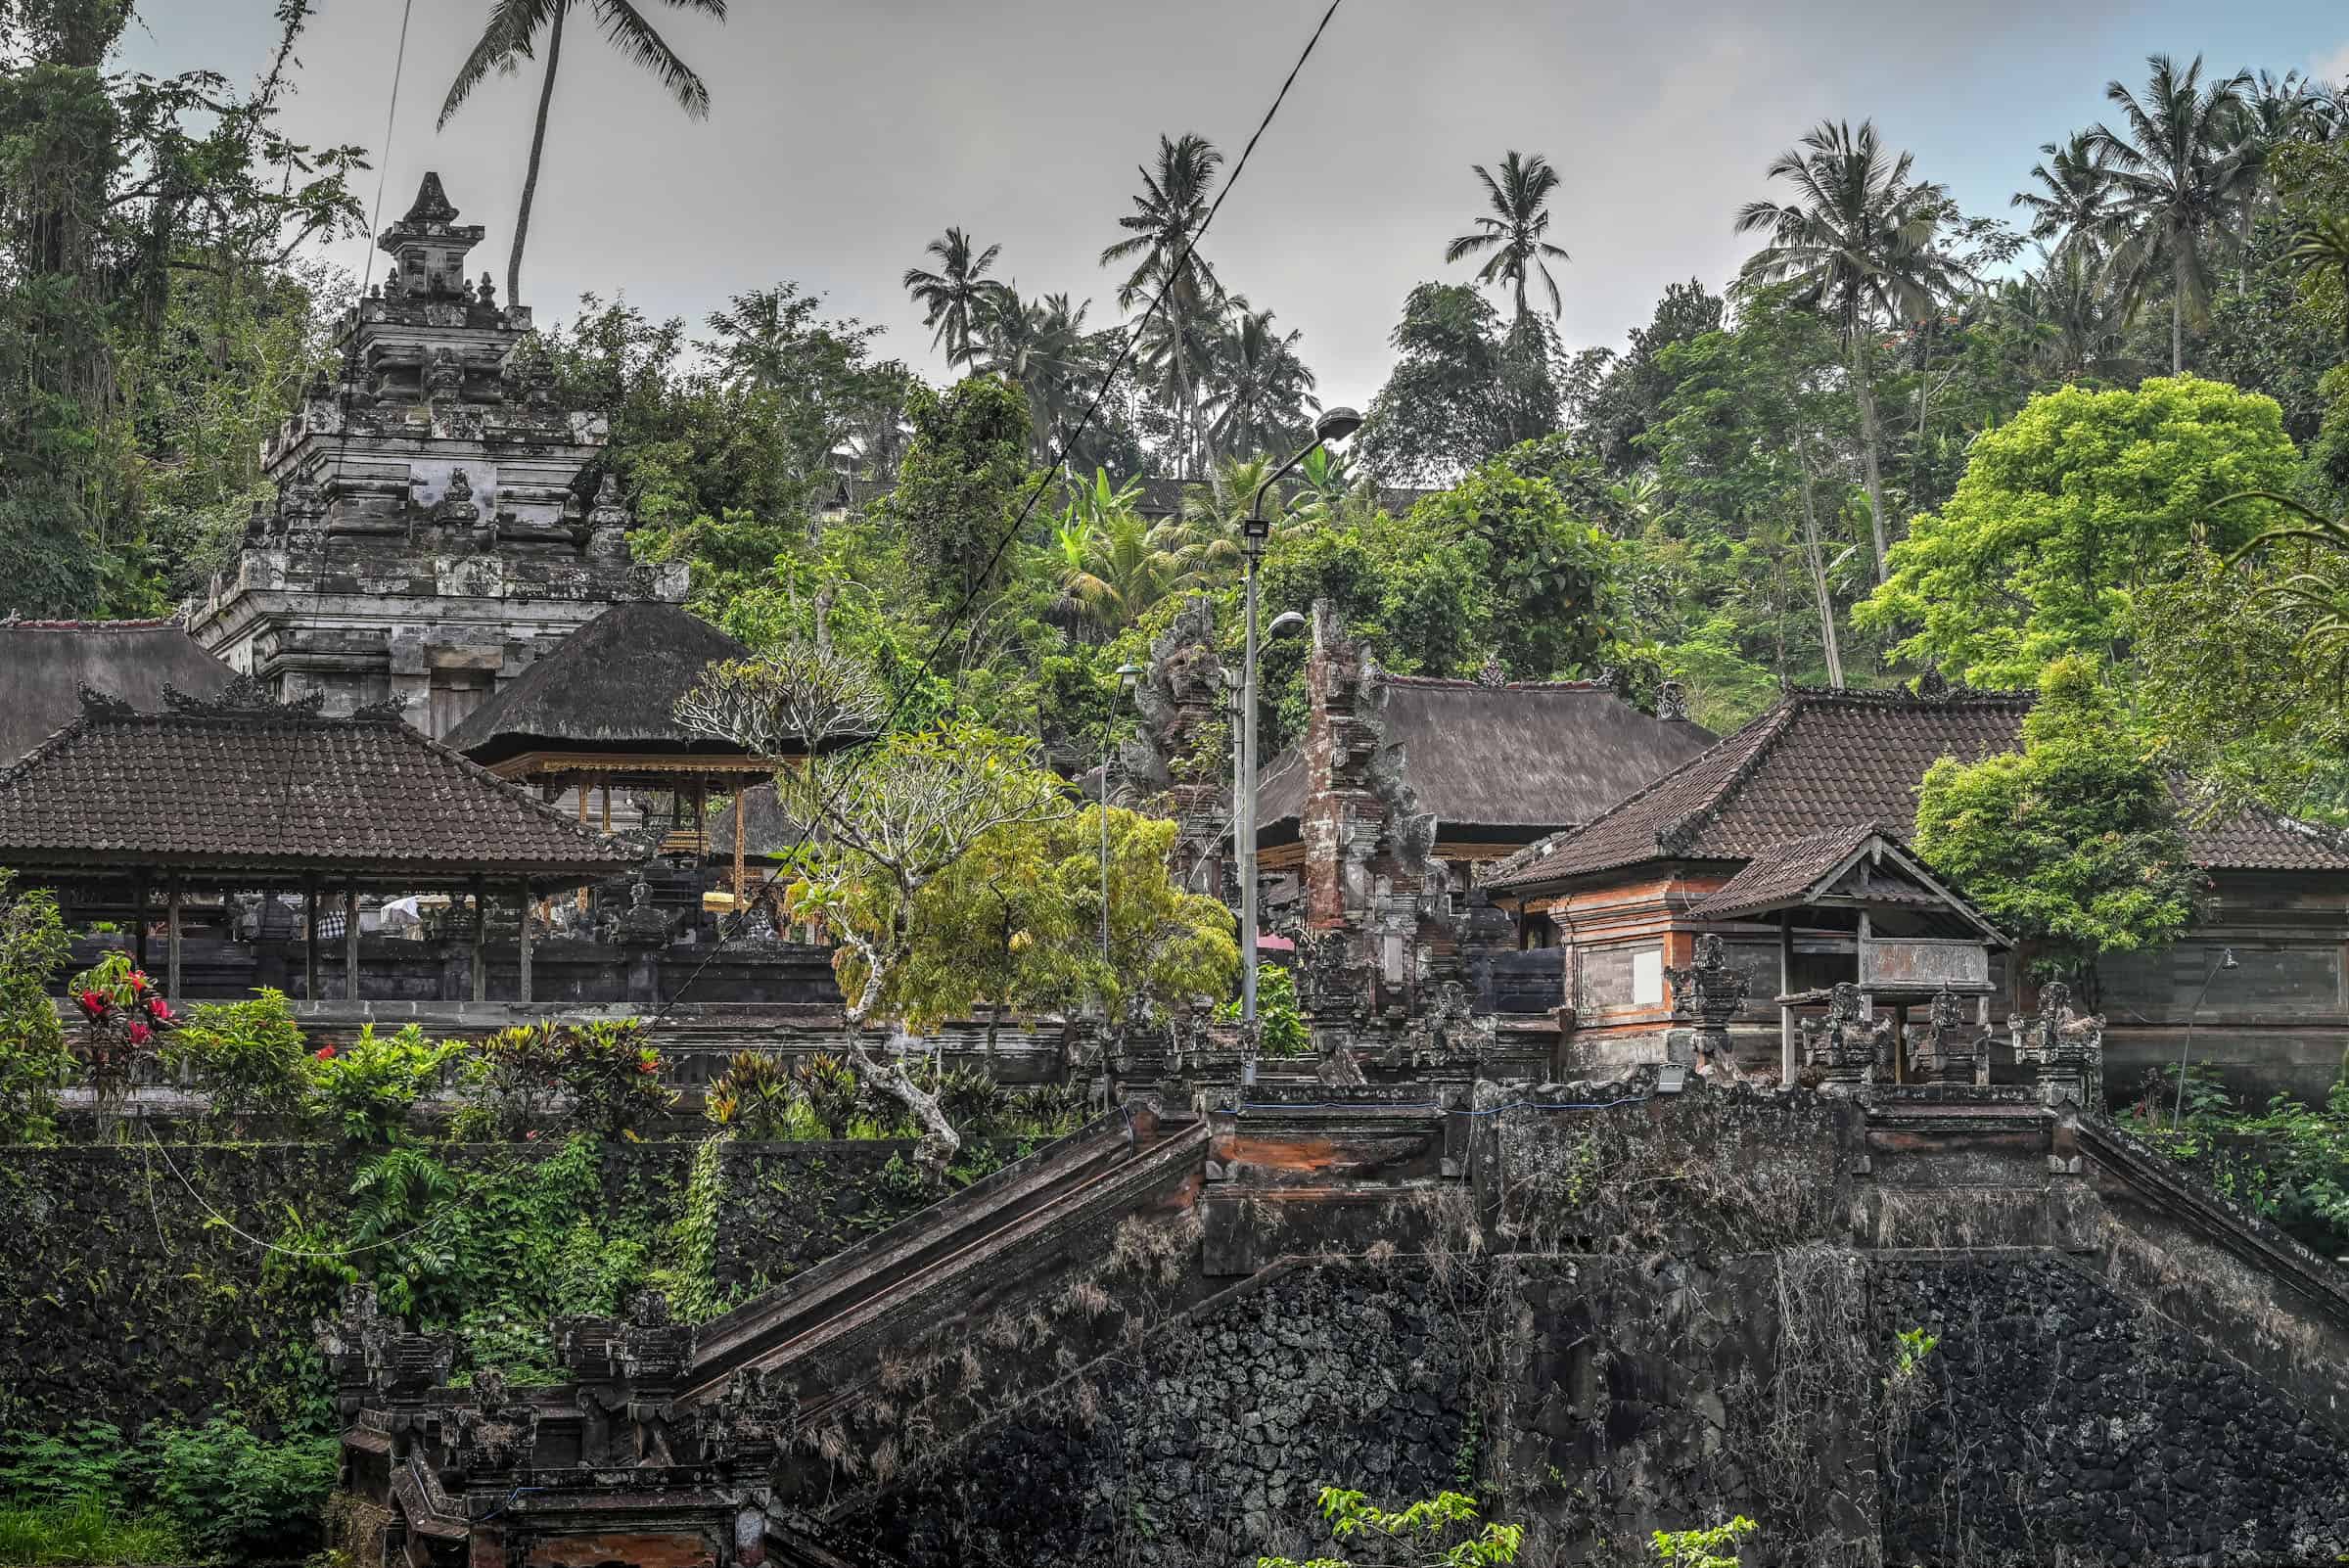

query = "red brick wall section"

[524,1532,718,1568]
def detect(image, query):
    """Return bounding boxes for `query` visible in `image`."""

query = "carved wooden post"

[732,783,748,905]
[1778,909,1796,1085]
[132,872,150,973]
[165,872,182,999]
[576,779,592,913]
[517,879,532,1003]
[302,876,320,1001]
[470,876,487,1002]
[345,887,361,1001]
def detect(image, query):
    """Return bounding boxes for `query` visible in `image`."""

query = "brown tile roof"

[0,681,638,885]
[0,619,236,766]
[1684,823,2000,939]
[442,602,756,764]
[1491,687,2349,890]
[1257,675,1717,837]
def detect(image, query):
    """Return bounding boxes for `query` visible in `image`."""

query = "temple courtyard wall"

[21,1076,2349,1564]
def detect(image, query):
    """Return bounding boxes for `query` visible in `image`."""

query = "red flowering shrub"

[453,1018,675,1141]
[67,950,173,1124]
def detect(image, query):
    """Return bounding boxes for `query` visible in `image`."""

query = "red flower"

[636,1058,660,1075]
[144,996,173,1023]
[76,990,105,1017]
[525,1130,541,1141]
[313,1044,337,1061]
[125,1021,152,1046]
[126,970,147,993]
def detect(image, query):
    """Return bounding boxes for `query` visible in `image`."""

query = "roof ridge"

[1781,684,2035,707]
[0,617,183,630]
[1378,672,1617,693]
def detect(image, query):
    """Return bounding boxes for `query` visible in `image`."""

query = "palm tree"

[1288,445,1373,530]
[1201,303,1318,459]
[2000,250,2135,384]
[2087,54,2254,374]
[1178,454,1290,571]
[2287,215,2349,346]
[438,0,725,307]
[2011,132,2114,255]
[1050,470,1217,632]
[902,228,1013,367]
[1735,119,1962,582]
[1445,151,1572,341]
[980,290,1097,461]
[1101,133,1224,474]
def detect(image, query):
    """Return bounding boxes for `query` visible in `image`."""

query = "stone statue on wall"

[1803,982,1892,1092]
[2011,981,2104,1107]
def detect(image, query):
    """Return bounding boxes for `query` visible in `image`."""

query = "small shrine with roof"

[189,173,686,737]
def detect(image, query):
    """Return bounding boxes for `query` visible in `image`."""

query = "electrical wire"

[652,0,1351,1023]
[138,1128,450,1262]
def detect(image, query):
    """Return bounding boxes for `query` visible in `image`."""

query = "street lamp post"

[1238,407,1361,1022]
[2171,945,2240,1127]
[1102,664,1142,964]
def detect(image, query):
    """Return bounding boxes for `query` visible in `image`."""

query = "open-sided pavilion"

[0,678,638,1001]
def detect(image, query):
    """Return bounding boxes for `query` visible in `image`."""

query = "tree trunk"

[1796,455,1845,689]
[2171,245,2187,375]
[1851,336,1892,584]
[507,2,567,308]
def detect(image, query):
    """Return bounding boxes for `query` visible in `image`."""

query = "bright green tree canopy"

[1859,375,2300,687]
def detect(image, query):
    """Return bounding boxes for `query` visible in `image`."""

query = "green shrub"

[453,1022,568,1139]
[305,1023,459,1143]
[138,1418,338,1560]
[162,988,310,1134]
[1221,961,1309,1056]
[0,1497,189,1565]
[0,872,69,1144]
[555,1018,676,1140]
[706,1049,797,1137]
[793,1052,862,1138]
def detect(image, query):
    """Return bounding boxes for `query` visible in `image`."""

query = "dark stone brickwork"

[1879,1255,2349,1566]
[849,1263,1479,1568]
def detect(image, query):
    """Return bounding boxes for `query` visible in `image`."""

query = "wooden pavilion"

[0,679,637,1001]
[441,602,776,900]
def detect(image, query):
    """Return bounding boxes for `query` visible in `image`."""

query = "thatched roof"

[443,602,754,766]
[1256,675,1716,845]
[0,619,236,766]
[0,680,635,888]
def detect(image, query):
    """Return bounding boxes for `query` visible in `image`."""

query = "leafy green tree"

[1859,375,2300,687]
[1560,277,1724,475]
[0,871,70,1143]
[886,375,1038,616]
[1405,460,1620,679]
[1914,657,2203,998]
[902,226,1014,368]
[1102,132,1224,473]
[1356,283,1559,485]
[438,0,725,304]
[1735,118,1962,581]
[1444,150,1572,342]
[2087,54,2254,374]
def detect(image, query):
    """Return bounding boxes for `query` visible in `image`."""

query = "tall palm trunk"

[2170,240,2187,375]
[507,1,567,307]
[1795,448,1845,688]
[1849,331,1892,583]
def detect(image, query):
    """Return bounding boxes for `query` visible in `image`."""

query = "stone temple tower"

[190,173,685,737]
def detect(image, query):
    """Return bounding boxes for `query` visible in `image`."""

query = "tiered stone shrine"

[190,173,685,736]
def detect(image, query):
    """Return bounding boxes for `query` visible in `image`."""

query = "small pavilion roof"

[1256,674,1715,843]
[0,619,235,766]
[444,603,765,779]
[0,680,637,890]
[1684,822,2008,945]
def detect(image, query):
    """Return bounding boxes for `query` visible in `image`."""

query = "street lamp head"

[1313,406,1364,445]
[1115,663,1142,698]
[1267,610,1307,639]
[1241,515,1270,555]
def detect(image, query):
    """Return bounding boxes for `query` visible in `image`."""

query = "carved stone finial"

[1803,981,1893,1092]
[1475,652,1507,688]
[476,271,496,306]
[401,171,459,225]
[1655,680,1688,723]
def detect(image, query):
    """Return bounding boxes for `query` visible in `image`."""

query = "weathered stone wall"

[1880,1253,2349,1566]
[0,1139,944,1434]
[844,1262,1479,1568]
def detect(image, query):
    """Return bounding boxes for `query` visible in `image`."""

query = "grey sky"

[127,1,2349,414]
